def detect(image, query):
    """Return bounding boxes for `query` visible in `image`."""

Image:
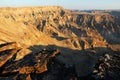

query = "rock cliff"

[0,6,120,79]
[0,6,120,50]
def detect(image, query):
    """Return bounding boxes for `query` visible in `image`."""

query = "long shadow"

[28,44,119,80]
[1,43,119,79]
[51,35,68,41]
[0,44,111,72]
[0,42,16,48]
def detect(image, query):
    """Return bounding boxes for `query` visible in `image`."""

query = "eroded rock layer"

[0,6,120,80]
[0,6,120,50]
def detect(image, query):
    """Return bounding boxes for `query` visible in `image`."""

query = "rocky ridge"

[0,6,120,49]
[0,6,120,80]
[0,42,61,79]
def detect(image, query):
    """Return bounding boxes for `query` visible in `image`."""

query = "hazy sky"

[0,0,120,10]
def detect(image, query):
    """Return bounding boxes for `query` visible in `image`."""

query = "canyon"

[0,6,120,80]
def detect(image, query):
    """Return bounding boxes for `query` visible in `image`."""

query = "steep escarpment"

[0,6,120,50]
[0,6,120,79]
[0,6,71,48]
[37,10,120,48]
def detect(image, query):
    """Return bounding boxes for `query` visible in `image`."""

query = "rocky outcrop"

[0,42,20,67]
[92,52,120,80]
[0,42,60,80]
[0,6,120,79]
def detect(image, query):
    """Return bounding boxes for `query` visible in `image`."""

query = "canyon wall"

[0,6,120,79]
[0,6,120,50]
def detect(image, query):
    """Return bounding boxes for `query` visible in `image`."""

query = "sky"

[0,0,120,10]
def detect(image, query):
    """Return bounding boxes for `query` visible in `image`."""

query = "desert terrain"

[0,6,120,80]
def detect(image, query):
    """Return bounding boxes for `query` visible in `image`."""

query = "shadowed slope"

[0,6,120,50]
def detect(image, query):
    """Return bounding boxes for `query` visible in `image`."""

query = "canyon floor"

[0,6,120,80]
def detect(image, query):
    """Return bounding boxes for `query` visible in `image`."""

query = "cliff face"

[36,9,120,49]
[0,6,120,50]
[0,6,68,47]
[0,6,120,79]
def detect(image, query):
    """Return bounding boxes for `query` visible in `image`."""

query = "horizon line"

[0,5,120,10]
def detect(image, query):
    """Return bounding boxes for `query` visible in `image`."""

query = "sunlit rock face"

[0,6,120,50]
[0,42,61,79]
[0,6,120,79]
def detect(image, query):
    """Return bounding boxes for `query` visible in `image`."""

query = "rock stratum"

[0,6,120,80]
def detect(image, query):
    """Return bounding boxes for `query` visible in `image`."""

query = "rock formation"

[0,42,61,79]
[0,6,120,49]
[0,6,120,80]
